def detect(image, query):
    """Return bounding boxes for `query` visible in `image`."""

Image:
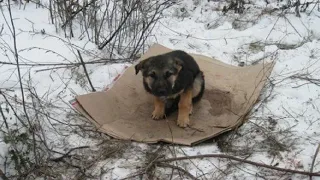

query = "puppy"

[135,50,205,128]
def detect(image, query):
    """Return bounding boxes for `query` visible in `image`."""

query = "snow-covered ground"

[0,0,320,179]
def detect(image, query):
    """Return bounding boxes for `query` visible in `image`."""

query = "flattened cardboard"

[72,44,275,146]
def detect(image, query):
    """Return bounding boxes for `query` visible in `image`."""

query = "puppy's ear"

[173,58,184,72]
[134,61,143,75]
[135,58,151,75]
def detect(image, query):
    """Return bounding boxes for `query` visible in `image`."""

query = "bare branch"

[156,154,320,177]
[0,168,9,180]
[61,0,97,29]
[98,2,138,50]
[77,50,96,92]
[6,0,31,125]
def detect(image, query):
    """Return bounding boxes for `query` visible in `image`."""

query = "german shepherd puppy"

[134,50,205,128]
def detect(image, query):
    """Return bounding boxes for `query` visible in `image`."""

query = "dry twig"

[0,168,8,180]
[310,144,320,180]
[49,145,90,162]
[157,162,198,180]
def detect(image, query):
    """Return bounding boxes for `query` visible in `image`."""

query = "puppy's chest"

[166,90,183,99]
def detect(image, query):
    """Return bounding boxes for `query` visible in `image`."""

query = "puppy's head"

[135,55,183,97]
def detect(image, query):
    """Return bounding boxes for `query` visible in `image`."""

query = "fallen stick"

[156,154,320,177]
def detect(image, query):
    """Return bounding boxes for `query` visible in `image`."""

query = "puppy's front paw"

[177,116,190,128]
[189,105,193,115]
[151,108,166,120]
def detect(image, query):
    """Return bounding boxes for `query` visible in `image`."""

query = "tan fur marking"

[176,65,182,72]
[144,77,153,90]
[192,75,203,98]
[177,89,192,127]
[173,58,183,72]
[167,89,183,99]
[168,74,178,88]
[151,96,165,120]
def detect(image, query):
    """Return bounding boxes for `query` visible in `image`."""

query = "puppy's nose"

[157,89,167,95]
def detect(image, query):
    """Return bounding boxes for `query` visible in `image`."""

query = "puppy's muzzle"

[157,88,167,96]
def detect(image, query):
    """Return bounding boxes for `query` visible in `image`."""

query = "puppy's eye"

[164,71,173,78]
[149,72,156,78]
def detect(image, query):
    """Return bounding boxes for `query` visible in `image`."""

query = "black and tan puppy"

[135,50,205,128]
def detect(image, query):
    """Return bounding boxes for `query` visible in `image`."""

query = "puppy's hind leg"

[189,71,205,115]
[192,71,205,104]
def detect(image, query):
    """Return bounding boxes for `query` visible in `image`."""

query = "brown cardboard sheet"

[72,44,275,146]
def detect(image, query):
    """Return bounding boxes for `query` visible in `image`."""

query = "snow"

[0,0,320,179]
